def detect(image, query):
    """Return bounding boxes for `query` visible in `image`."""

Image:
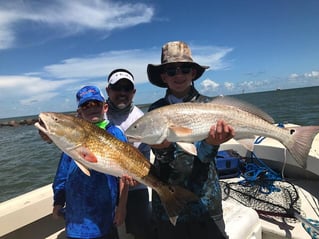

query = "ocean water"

[0,86,318,203]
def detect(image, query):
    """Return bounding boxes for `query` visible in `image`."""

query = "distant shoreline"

[0,112,77,128]
[0,118,38,127]
[0,103,151,127]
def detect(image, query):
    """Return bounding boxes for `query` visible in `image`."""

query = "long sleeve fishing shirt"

[52,122,127,238]
[149,87,223,223]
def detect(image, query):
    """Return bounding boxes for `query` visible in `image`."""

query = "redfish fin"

[210,96,275,123]
[285,126,319,168]
[169,125,193,136]
[230,132,256,152]
[235,136,256,152]
[74,161,91,176]
[75,146,98,163]
[177,142,197,156]
[157,185,199,226]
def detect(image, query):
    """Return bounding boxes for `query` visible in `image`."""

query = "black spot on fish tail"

[168,186,175,193]
[285,126,319,168]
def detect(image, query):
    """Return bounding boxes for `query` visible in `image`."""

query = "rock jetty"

[0,118,38,127]
[0,112,77,127]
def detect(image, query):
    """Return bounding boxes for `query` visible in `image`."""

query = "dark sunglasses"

[80,101,104,110]
[165,65,192,77]
[109,84,134,92]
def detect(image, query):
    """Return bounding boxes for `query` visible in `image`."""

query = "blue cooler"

[215,150,241,179]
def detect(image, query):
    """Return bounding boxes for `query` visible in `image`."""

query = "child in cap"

[52,85,128,239]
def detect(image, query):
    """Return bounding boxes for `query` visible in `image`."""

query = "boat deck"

[1,179,317,239]
[0,184,262,239]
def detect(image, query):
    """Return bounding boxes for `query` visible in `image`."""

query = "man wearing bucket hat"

[147,41,234,239]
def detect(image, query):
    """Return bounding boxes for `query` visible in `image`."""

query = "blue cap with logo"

[76,86,105,107]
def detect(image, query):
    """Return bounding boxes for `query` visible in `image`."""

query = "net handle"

[293,210,319,235]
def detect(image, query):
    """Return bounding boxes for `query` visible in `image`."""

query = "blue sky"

[0,0,318,119]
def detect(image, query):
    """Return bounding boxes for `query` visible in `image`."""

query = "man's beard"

[116,102,128,109]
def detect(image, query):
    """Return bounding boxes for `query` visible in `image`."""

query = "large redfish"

[35,112,198,225]
[125,97,319,168]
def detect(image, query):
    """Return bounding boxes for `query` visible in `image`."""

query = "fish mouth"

[126,135,141,143]
[34,114,48,134]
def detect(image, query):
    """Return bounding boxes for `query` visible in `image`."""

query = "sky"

[0,0,318,119]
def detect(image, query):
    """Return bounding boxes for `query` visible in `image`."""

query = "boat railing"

[0,184,65,239]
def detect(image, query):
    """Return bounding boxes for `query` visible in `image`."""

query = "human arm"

[196,120,235,162]
[113,177,129,226]
[106,125,129,226]
[52,205,64,219]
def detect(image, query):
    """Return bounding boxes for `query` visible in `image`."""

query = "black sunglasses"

[165,65,192,77]
[109,84,134,92]
[80,101,104,110]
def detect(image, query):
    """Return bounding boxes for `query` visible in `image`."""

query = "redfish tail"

[156,185,199,226]
[286,126,319,168]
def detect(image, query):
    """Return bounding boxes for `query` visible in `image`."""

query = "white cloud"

[43,45,233,85]
[0,75,78,109]
[224,82,235,91]
[0,76,76,94]
[239,80,270,91]
[289,71,319,80]
[289,73,299,79]
[304,71,319,78]
[190,45,233,71]
[200,79,220,93]
[43,50,150,81]
[0,75,80,117]
[0,11,17,49]
[0,0,154,50]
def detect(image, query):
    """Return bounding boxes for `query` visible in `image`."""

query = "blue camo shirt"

[149,88,223,223]
[52,122,127,238]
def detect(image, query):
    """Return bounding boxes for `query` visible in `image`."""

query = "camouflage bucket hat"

[147,41,209,88]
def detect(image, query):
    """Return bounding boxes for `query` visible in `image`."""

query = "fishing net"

[219,151,302,223]
[218,150,319,238]
[221,179,301,223]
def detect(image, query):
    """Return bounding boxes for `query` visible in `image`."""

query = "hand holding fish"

[52,205,63,220]
[205,120,235,146]
[121,175,139,187]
